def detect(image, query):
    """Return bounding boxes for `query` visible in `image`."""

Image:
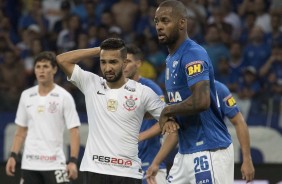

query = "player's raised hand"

[146,164,159,184]
[241,159,255,182]
[67,162,78,180]
[6,157,16,176]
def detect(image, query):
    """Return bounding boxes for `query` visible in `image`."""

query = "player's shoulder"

[21,85,38,98]
[53,84,74,99]
[182,39,209,59]
[215,81,230,94]
[139,77,163,95]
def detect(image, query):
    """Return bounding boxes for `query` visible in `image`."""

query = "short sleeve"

[63,92,81,129]
[15,92,28,127]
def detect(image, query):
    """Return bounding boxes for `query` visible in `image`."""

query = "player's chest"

[89,88,143,113]
[25,95,62,114]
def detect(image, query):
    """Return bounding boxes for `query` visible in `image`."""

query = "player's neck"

[168,35,188,55]
[107,77,128,89]
[132,74,141,82]
[38,82,55,96]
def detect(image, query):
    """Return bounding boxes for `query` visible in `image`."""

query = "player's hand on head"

[241,159,255,182]
[67,162,78,180]
[146,164,159,184]
[6,157,16,176]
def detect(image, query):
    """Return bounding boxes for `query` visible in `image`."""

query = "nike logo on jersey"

[26,105,32,108]
[97,91,105,95]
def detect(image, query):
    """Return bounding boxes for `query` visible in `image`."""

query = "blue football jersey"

[165,39,232,154]
[138,77,166,170]
[215,80,239,119]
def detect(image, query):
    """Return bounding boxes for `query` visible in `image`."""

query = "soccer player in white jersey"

[56,38,178,184]
[5,51,81,184]
[124,44,167,184]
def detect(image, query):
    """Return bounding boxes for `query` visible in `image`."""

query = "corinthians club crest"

[123,95,138,111]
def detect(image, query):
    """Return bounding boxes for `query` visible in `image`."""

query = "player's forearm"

[152,132,178,166]
[69,127,80,158]
[11,126,27,154]
[57,47,100,77]
[139,123,161,142]
[163,81,210,117]
[231,113,252,161]
[57,48,100,65]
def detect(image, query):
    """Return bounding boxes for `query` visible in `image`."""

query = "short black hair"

[159,0,187,18]
[126,44,143,60]
[34,51,57,68]
[100,38,127,59]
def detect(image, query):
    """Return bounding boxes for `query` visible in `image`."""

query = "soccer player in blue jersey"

[146,0,255,183]
[124,44,167,184]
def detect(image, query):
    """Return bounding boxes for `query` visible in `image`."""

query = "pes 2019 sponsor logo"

[92,155,132,167]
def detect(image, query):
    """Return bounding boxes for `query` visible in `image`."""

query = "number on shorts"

[194,155,209,173]
[55,170,69,183]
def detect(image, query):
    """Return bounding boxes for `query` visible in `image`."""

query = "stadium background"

[0,0,281,183]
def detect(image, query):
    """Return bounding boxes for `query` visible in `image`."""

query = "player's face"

[34,60,57,84]
[100,49,125,83]
[124,54,141,79]
[154,6,180,45]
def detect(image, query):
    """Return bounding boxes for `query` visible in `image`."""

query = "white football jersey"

[69,65,166,179]
[15,84,81,170]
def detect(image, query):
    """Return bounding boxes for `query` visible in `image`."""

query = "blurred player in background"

[215,80,255,181]
[6,51,81,184]
[146,0,254,183]
[56,38,178,184]
[124,44,167,184]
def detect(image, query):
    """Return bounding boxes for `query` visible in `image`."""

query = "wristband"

[68,157,78,165]
[10,152,18,161]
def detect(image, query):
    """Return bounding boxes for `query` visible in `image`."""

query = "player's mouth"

[158,33,166,40]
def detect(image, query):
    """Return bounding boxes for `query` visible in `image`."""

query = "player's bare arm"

[67,127,80,180]
[146,132,178,184]
[159,80,210,130]
[230,112,255,182]
[6,125,27,176]
[56,47,101,78]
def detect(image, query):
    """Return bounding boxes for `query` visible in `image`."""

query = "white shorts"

[167,144,234,184]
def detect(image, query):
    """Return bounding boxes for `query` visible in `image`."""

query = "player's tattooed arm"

[162,80,210,117]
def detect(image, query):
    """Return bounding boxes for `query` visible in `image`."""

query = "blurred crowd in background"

[0,0,281,130]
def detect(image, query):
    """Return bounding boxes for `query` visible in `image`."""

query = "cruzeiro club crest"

[123,95,138,111]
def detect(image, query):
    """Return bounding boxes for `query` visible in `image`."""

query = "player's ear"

[53,66,58,75]
[179,18,186,30]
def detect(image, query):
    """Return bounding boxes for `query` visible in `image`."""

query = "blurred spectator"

[135,0,157,39]
[259,44,282,95]
[239,12,256,46]
[87,24,99,48]
[253,0,272,33]
[0,15,20,44]
[208,0,242,40]
[18,0,49,37]
[53,0,72,34]
[111,0,138,34]
[42,0,65,31]
[186,10,205,45]
[0,49,26,111]
[203,24,230,73]
[57,14,81,53]
[207,6,233,46]
[242,26,271,70]
[228,42,245,92]
[237,66,261,99]
[265,11,282,46]
[215,57,231,85]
